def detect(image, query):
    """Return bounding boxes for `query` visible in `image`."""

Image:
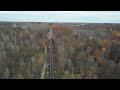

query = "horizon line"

[0,21,120,24]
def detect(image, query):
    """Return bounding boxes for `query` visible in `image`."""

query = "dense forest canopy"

[0,22,120,79]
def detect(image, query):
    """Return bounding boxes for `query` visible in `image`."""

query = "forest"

[0,22,120,79]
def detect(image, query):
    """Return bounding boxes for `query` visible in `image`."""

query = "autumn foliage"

[112,31,120,39]
[53,25,72,32]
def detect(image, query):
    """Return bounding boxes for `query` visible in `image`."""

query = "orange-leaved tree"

[52,25,72,37]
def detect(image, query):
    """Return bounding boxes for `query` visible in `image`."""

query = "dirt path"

[40,45,47,79]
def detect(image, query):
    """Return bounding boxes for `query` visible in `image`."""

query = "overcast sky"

[0,11,120,23]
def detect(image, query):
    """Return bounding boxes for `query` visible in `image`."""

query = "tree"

[63,70,70,79]
[109,41,120,63]
[76,74,82,79]
[86,71,93,79]
[86,46,92,56]
[70,73,76,79]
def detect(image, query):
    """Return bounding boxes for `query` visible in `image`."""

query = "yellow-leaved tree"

[62,70,70,79]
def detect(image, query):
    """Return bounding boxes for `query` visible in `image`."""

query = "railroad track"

[48,39,56,79]
[46,24,56,79]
